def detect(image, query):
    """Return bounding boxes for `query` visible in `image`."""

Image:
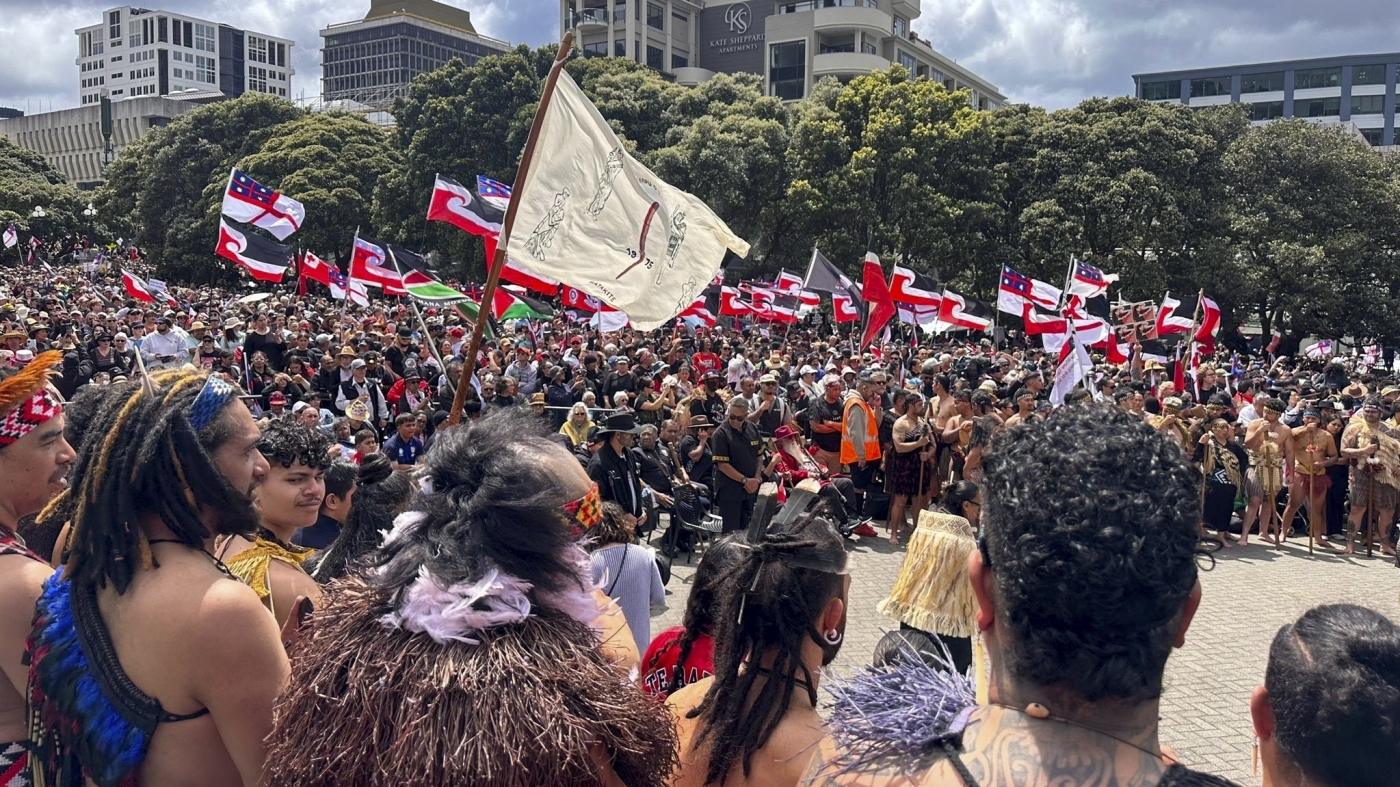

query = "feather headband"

[0,351,64,448]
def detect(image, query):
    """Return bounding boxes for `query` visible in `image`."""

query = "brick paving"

[644,523,1400,786]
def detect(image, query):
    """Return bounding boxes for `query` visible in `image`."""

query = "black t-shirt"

[711,420,762,494]
[678,434,714,489]
[384,343,418,377]
[243,331,285,371]
[807,396,844,453]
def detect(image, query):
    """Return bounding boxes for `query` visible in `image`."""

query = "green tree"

[0,137,99,252]
[225,113,399,269]
[1220,119,1400,348]
[94,93,302,281]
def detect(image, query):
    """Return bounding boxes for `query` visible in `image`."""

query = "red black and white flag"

[937,290,994,332]
[221,169,305,241]
[774,269,804,294]
[215,219,291,283]
[860,252,897,348]
[1155,292,1194,336]
[719,286,752,317]
[122,270,160,304]
[427,174,504,238]
[832,293,860,323]
[561,285,602,312]
[1195,296,1221,355]
[350,236,405,295]
[679,296,716,328]
[890,265,941,308]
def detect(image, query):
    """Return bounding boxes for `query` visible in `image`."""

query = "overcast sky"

[3,1,1399,114]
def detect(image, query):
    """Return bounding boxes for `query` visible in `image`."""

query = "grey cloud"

[4,1,1398,116]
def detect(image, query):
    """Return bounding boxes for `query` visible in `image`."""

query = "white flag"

[1,224,16,249]
[504,70,750,330]
[1049,330,1092,406]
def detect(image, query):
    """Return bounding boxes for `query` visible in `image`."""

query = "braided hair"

[686,513,847,785]
[55,370,261,594]
[664,536,745,697]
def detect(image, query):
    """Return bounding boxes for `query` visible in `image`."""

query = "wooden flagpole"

[449,33,574,425]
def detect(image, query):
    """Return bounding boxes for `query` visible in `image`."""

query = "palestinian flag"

[493,289,554,321]
[389,245,471,305]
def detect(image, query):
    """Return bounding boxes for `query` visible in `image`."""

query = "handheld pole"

[1307,444,1316,556]
[449,33,574,424]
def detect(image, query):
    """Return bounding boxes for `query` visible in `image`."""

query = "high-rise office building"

[561,0,1005,109]
[320,0,513,108]
[1134,54,1398,146]
[75,6,294,106]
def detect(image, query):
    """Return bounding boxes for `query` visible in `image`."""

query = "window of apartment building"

[1297,97,1340,117]
[672,53,688,69]
[1361,128,1384,146]
[647,45,664,70]
[195,23,216,52]
[1141,80,1182,101]
[583,41,608,58]
[893,17,908,37]
[1294,67,1340,89]
[196,55,216,83]
[249,66,268,93]
[1353,63,1388,86]
[615,39,627,57]
[1190,77,1230,98]
[248,36,268,64]
[1249,101,1284,121]
[1240,72,1283,93]
[863,41,877,54]
[897,50,916,71]
[158,16,168,43]
[647,3,665,30]
[1351,94,1385,115]
[129,21,143,48]
[770,41,807,101]
[614,0,627,22]
[109,10,121,40]
[275,42,287,68]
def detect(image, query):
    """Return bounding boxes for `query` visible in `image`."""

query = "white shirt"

[141,330,187,370]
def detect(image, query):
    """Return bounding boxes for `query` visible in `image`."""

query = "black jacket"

[587,442,644,517]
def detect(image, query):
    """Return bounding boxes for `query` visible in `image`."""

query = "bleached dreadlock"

[54,369,261,594]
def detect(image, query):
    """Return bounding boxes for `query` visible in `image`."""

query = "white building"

[75,6,294,107]
[561,0,1005,108]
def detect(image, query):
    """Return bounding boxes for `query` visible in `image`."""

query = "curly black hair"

[979,403,1200,702]
[1267,604,1400,787]
[661,536,745,697]
[257,419,333,471]
[309,454,414,584]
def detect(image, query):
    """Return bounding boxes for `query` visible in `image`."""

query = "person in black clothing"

[383,328,418,378]
[636,424,676,499]
[680,416,716,492]
[544,366,576,430]
[710,398,764,533]
[601,357,637,407]
[807,376,846,475]
[587,412,648,527]
[242,312,285,371]
[295,460,357,549]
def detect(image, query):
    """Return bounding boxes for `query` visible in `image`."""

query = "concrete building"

[320,0,514,108]
[75,7,294,107]
[0,97,203,188]
[561,0,1005,109]
[1134,53,1399,146]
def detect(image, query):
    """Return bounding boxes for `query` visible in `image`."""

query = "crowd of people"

[0,259,1396,787]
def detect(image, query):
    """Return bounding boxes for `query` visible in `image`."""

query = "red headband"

[0,388,62,448]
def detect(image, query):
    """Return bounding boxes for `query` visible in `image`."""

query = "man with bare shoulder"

[26,370,287,787]
[0,353,75,785]
[218,420,326,631]
[1339,395,1399,556]
[804,405,1240,787]
[1239,399,1291,546]
[1279,409,1337,550]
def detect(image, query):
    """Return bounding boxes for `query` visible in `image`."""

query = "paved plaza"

[646,525,1400,786]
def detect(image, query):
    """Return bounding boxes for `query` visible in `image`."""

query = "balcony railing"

[565,8,610,28]
[779,0,879,14]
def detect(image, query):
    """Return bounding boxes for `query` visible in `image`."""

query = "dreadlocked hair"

[665,536,746,697]
[59,369,260,594]
[308,454,414,584]
[367,410,589,611]
[687,512,847,785]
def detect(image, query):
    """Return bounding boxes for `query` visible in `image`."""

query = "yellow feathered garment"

[877,510,977,638]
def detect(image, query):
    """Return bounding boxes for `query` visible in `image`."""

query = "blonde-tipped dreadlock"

[60,369,260,594]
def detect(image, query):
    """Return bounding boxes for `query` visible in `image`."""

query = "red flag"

[718,286,751,317]
[561,285,601,312]
[1195,295,1221,355]
[860,252,896,348]
[299,251,334,285]
[484,235,560,296]
[122,270,157,303]
[832,293,860,323]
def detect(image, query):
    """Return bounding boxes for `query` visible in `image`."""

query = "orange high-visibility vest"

[840,397,880,464]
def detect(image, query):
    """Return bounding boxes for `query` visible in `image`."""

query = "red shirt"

[640,626,715,700]
[690,352,722,376]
